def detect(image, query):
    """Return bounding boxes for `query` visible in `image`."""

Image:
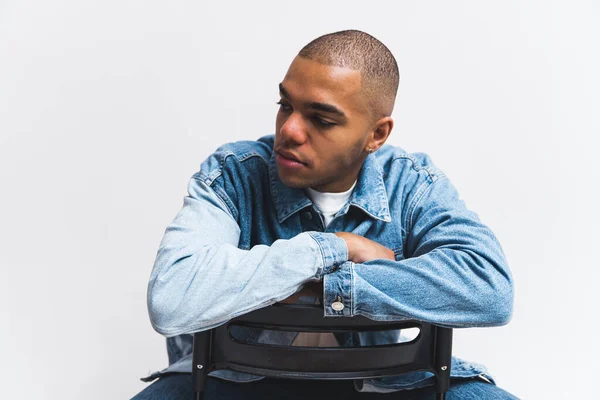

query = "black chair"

[192,303,453,400]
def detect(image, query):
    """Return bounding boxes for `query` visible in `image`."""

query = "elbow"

[146,273,205,337]
[148,296,221,337]
[147,289,209,337]
[470,247,515,327]
[490,260,515,326]
[487,289,513,326]
[146,246,229,336]
[146,258,182,336]
[147,285,183,337]
[146,269,215,337]
[146,250,208,337]
[476,273,514,327]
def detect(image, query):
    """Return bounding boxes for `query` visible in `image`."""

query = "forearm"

[147,175,348,337]
[323,244,513,328]
[323,175,514,328]
[149,231,347,337]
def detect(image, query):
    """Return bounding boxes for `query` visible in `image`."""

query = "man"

[133,30,517,399]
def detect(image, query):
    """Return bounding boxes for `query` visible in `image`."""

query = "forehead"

[281,56,367,116]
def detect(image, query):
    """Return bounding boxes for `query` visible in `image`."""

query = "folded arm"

[147,174,348,337]
[323,176,514,328]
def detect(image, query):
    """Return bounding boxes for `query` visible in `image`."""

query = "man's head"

[274,29,399,193]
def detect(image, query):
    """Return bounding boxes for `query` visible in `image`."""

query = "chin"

[278,172,313,189]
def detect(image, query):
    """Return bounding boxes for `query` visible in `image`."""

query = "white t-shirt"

[305,180,357,228]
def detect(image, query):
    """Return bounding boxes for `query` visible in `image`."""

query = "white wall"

[1,1,598,399]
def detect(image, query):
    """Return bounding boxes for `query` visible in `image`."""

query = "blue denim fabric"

[142,134,514,393]
[132,373,520,399]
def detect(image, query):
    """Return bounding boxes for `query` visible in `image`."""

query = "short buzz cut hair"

[298,29,399,121]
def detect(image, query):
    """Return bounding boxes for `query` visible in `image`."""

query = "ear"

[367,117,394,151]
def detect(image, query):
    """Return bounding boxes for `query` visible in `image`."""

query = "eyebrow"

[279,83,347,120]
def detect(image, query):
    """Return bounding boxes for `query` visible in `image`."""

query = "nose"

[278,112,307,145]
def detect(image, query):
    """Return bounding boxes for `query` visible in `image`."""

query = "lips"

[277,150,305,165]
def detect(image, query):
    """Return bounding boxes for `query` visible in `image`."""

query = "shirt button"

[331,301,344,311]
[304,212,312,220]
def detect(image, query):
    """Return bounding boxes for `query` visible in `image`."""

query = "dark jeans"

[131,374,520,399]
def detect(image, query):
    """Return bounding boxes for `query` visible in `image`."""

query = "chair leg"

[434,327,452,400]
[192,359,208,400]
[192,331,212,400]
[192,365,208,400]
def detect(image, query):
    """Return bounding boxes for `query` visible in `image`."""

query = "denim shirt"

[142,134,514,393]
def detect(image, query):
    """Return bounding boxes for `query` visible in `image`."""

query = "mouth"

[276,150,307,169]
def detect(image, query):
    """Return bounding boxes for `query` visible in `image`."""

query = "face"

[274,56,379,193]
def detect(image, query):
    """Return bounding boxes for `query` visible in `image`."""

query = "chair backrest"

[192,303,452,397]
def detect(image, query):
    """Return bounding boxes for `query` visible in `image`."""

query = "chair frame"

[192,303,452,400]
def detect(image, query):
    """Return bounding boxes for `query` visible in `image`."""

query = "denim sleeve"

[322,176,514,328]
[147,175,348,337]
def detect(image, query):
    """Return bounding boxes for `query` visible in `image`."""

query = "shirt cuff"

[322,261,353,317]
[307,232,349,276]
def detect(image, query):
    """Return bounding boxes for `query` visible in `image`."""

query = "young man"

[134,30,518,399]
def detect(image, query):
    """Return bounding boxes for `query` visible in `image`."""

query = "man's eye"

[276,101,291,112]
[314,117,335,128]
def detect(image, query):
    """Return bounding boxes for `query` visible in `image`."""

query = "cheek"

[338,138,363,162]
[325,142,363,173]
[323,149,353,171]
[346,140,367,165]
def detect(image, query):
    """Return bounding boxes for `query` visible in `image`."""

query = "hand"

[334,232,395,264]
[279,281,323,304]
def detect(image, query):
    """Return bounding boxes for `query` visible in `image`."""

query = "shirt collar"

[268,150,392,224]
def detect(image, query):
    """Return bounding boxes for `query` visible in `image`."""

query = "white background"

[1,1,598,399]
